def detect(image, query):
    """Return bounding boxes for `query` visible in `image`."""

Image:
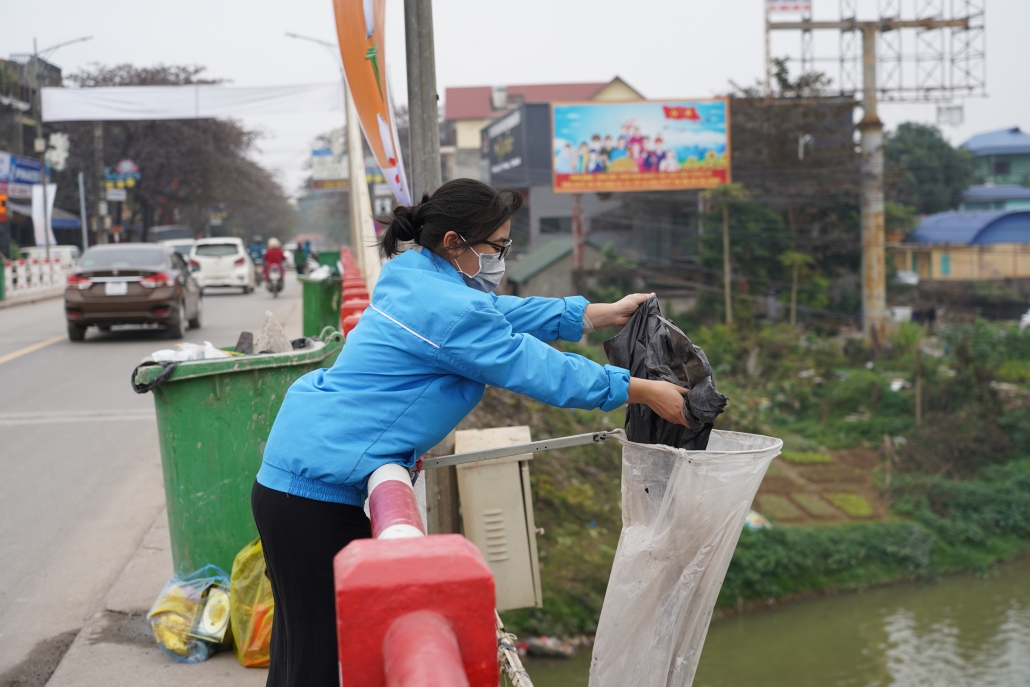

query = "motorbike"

[266,264,284,298]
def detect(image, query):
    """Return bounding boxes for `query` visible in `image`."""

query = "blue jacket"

[257,247,631,506]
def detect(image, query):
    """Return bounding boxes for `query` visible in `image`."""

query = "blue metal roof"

[961,127,1030,157]
[909,210,1030,245]
[963,185,1030,202]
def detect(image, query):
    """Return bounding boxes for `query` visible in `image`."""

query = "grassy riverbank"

[462,320,1030,638]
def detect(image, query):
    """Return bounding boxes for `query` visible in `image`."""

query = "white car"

[189,238,256,294]
[161,238,195,259]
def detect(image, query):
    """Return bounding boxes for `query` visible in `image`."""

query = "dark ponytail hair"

[377,178,523,259]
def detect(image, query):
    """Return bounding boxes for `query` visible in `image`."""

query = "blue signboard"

[9,155,42,185]
[2,153,43,198]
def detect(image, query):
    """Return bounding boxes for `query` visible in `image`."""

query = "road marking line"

[0,410,155,426]
[0,334,66,367]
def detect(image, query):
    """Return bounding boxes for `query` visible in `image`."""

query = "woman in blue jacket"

[253,179,687,687]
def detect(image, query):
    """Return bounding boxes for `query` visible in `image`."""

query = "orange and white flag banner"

[334,0,412,206]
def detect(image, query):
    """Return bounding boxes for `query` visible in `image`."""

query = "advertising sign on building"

[551,99,731,194]
[7,154,43,199]
[482,103,554,188]
[311,147,350,182]
[487,109,525,180]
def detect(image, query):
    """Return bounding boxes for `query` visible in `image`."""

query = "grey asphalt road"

[0,275,305,678]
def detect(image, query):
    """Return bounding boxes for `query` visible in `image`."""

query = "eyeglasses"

[478,238,513,260]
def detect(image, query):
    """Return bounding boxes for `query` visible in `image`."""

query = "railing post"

[335,463,497,686]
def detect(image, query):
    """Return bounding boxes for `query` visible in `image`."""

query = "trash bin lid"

[133,329,343,388]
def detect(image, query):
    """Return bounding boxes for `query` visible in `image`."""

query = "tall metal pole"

[31,40,51,262]
[417,0,441,194]
[94,121,107,244]
[571,193,584,270]
[77,171,88,249]
[345,85,366,277]
[859,25,886,345]
[404,0,425,202]
[764,1,772,96]
[722,202,732,325]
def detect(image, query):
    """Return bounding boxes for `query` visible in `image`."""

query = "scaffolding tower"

[765,0,985,342]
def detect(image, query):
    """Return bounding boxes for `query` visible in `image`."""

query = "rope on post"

[495,611,534,687]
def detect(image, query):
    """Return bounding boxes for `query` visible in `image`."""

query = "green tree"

[697,187,790,326]
[703,184,751,325]
[885,122,973,214]
[779,251,816,326]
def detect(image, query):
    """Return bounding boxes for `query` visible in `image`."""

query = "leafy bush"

[720,521,934,605]
[889,458,1030,545]
[721,459,1030,607]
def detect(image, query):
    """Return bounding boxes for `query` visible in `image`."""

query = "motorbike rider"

[263,238,286,281]
[248,235,266,263]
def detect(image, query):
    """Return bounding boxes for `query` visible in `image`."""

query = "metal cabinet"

[454,427,542,611]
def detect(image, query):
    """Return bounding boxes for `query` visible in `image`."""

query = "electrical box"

[454,426,542,611]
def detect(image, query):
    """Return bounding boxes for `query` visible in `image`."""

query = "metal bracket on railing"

[421,431,614,470]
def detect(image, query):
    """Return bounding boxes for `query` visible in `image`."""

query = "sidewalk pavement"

[0,288,63,310]
[46,510,266,687]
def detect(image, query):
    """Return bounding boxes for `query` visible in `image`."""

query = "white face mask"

[454,238,506,292]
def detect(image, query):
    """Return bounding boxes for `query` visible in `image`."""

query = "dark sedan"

[65,244,202,341]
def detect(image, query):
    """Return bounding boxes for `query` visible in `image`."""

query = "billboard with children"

[551,99,730,193]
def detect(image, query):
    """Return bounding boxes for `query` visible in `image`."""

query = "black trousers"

[251,481,372,687]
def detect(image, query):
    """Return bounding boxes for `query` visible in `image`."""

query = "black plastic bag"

[603,297,727,450]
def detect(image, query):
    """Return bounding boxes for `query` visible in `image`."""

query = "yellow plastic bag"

[147,565,230,664]
[230,537,275,668]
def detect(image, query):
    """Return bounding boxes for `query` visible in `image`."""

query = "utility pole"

[25,36,93,252]
[93,122,107,244]
[404,0,441,200]
[767,6,981,344]
[285,31,373,278]
[722,202,732,325]
[77,172,87,249]
[403,0,454,533]
[31,40,51,263]
[857,23,885,345]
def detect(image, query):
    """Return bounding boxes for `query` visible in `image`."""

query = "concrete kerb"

[0,288,63,311]
[46,509,266,687]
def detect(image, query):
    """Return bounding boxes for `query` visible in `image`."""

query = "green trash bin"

[317,250,341,268]
[298,274,343,337]
[132,328,344,574]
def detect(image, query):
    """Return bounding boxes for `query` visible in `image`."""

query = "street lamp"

[27,36,93,261]
[285,31,367,273]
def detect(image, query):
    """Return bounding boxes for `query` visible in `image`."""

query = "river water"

[523,558,1030,687]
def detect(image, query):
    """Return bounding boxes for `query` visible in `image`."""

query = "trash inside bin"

[132,328,344,574]
[604,296,727,450]
[590,429,782,687]
[298,274,343,337]
[147,564,231,664]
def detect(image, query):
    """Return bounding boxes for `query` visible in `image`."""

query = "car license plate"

[105,281,128,296]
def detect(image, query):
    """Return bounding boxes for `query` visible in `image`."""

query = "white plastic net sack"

[590,429,782,687]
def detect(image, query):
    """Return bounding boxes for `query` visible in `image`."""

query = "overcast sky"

[3,0,1027,198]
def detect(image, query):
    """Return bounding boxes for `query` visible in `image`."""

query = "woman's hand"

[585,293,654,329]
[627,378,690,426]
